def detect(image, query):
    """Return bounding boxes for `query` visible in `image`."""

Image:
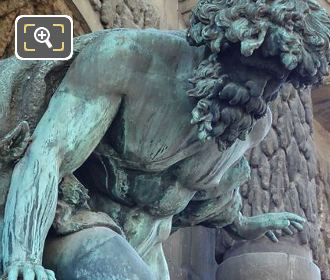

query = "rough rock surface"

[91,0,160,29]
[216,84,326,277]
[313,84,330,132]
[0,0,89,59]
[314,120,330,280]
[178,0,196,25]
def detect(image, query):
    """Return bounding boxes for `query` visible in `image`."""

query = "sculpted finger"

[48,274,56,280]
[35,266,47,280]
[13,121,30,144]
[290,221,304,231]
[0,126,20,146]
[0,122,30,162]
[282,227,294,236]
[272,219,290,229]
[46,270,56,280]
[289,224,297,232]
[284,213,306,223]
[7,266,19,280]
[265,231,278,242]
[23,267,35,280]
[0,121,29,146]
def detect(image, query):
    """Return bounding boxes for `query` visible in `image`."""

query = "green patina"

[0,0,329,279]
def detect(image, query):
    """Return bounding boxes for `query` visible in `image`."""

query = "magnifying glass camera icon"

[34,27,53,49]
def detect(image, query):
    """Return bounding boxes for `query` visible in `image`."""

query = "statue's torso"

[0,28,270,225]
[73,31,272,265]
[74,31,261,261]
[0,29,271,273]
[75,29,254,219]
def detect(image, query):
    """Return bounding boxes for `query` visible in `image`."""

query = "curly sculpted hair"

[187,0,330,150]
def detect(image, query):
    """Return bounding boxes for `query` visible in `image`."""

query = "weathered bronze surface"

[0,0,330,279]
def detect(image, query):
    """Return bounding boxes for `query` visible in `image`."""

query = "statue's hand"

[3,262,55,280]
[234,212,305,242]
[261,212,305,242]
[0,121,30,165]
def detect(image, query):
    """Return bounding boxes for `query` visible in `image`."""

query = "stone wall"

[307,0,330,270]
[90,0,161,29]
[314,120,330,279]
[0,0,189,56]
[0,0,90,58]
[216,84,321,278]
[83,0,187,30]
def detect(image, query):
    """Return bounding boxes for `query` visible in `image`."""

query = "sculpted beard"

[187,53,268,151]
[187,0,330,150]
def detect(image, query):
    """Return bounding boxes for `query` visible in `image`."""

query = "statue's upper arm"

[63,32,145,97]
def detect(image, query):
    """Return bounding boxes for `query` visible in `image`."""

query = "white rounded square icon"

[15,15,73,60]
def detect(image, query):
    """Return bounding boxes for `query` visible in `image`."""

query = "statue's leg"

[44,227,154,280]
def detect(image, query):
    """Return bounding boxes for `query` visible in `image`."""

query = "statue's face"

[188,0,330,150]
[222,47,290,105]
[188,0,330,88]
[188,47,291,149]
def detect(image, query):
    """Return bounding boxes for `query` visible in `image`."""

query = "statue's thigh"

[44,227,154,280]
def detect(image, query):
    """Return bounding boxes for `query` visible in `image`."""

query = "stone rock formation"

[95,0,160,29]
[0,0,90,58]
[216,84,321,279]
[314,111,330,280]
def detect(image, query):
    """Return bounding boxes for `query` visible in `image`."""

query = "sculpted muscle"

[0,0,329,278]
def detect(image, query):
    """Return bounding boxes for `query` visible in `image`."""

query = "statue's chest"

[103,71,197,164]
[81,75,249,215]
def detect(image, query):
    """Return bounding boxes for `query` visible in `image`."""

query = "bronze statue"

[0,0,329,279]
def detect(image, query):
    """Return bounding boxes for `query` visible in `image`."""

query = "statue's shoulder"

[94,28,188,45]
[66,29,203,96]
[80,28,194,60]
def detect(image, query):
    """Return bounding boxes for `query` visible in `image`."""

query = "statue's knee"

[45,227,153,280]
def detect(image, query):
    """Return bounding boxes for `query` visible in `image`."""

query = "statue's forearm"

[227,211,305,241]
[225,212,250,240]
[2,146,59,269]
[227,212,275,240]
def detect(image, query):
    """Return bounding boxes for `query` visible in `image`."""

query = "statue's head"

[187,0,330,150]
